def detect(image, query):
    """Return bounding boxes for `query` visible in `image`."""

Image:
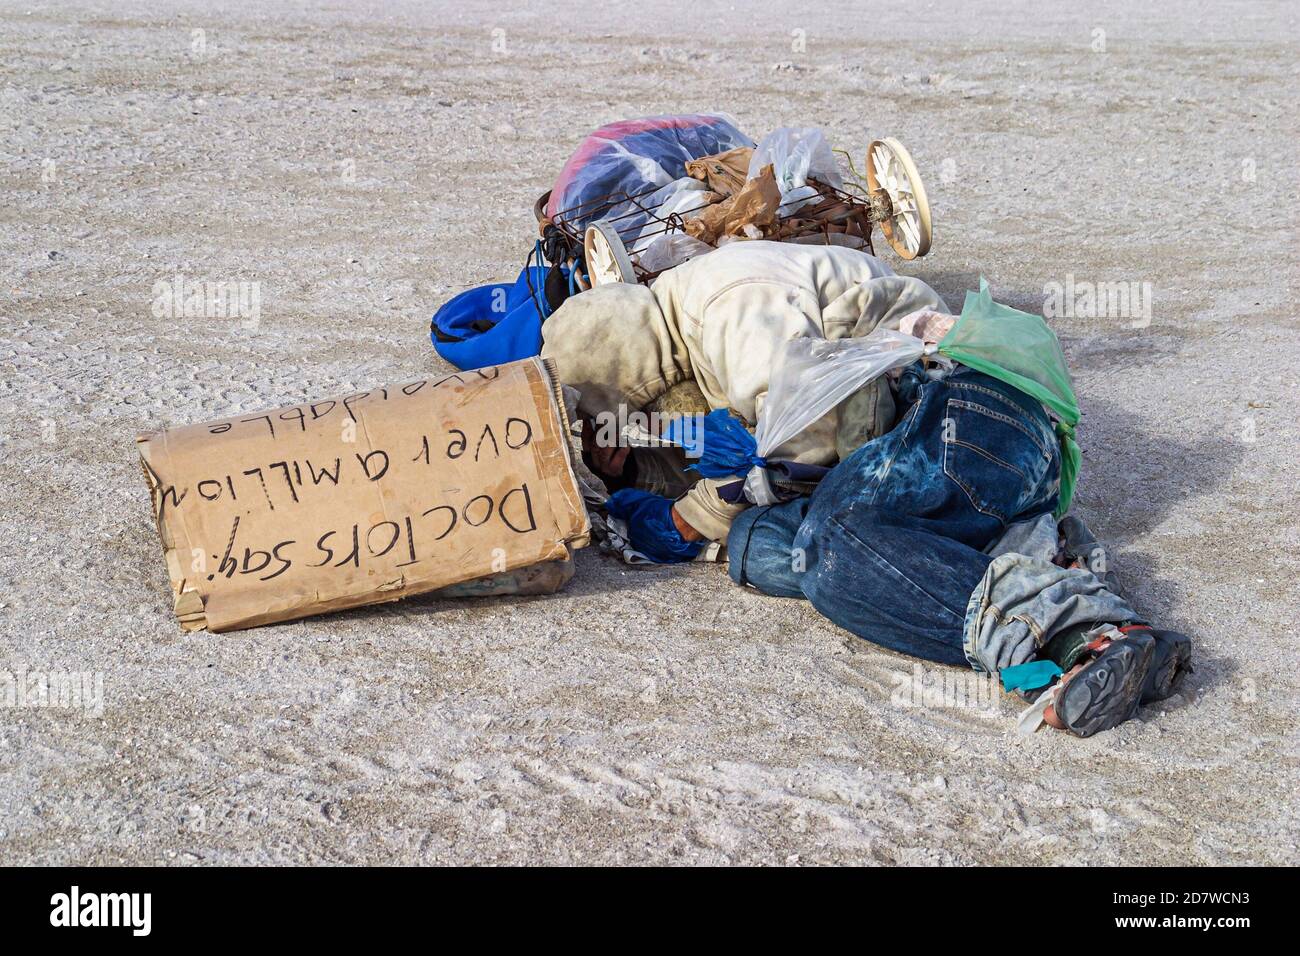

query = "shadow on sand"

[1068,396,1245,701]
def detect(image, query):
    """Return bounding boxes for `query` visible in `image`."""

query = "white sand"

[1,0,1296,864]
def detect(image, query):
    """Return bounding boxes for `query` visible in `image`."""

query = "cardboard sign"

[137,358,589,632]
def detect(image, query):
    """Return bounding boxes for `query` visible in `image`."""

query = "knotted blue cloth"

[665,409,766,479]
[604,489,705,564]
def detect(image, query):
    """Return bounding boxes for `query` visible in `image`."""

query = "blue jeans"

[728,365,1062,667]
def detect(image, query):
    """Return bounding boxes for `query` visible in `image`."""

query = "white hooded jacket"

[541,240,946,540]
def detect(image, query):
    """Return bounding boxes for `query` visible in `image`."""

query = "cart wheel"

[584,220,635,286]
[866,137,932,260]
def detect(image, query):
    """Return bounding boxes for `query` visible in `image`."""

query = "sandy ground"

[1,0,1297,865]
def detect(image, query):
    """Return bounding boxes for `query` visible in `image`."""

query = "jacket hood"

[540,282,690,420]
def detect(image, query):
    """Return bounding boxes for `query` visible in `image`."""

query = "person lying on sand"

[542,238,944,550]
[541,241,1192,735]
[726,360,1192,736]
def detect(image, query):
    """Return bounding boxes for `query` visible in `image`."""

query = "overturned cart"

[534,115,934,288]
[428,115,936,372]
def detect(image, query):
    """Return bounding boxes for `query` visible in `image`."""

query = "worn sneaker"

[1119,625,1194,703]
[1051,630,1156,737]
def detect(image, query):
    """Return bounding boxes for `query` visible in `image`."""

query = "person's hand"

[899,308,956,344]
[670,505,704,542]
[582,418,630,478]
[604,489,706,564]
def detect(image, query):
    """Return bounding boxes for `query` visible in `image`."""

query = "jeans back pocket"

[942,397,1052,523]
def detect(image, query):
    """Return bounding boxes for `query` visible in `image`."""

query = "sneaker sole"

[1055,633,1156,737]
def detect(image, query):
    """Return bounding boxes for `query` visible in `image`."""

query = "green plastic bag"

[937,279,1081,516]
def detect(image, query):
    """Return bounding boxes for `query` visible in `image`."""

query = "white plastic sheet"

[625,177,713,256]
[637,232,713,273]
[746,127,844,215]
[744,329,926,504]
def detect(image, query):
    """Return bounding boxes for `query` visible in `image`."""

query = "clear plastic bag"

[637,231,713,273]
[744,329,926,503]
[625,177,713,256]
[746,127,844,215]
[546,113,753,226]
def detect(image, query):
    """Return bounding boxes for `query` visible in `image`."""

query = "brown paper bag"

[137,357,589,632]
[683,163,781,244]
[685,146,755,197]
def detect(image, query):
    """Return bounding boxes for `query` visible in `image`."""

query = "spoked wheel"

[584,220,636,286]
[866,137,932,260]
